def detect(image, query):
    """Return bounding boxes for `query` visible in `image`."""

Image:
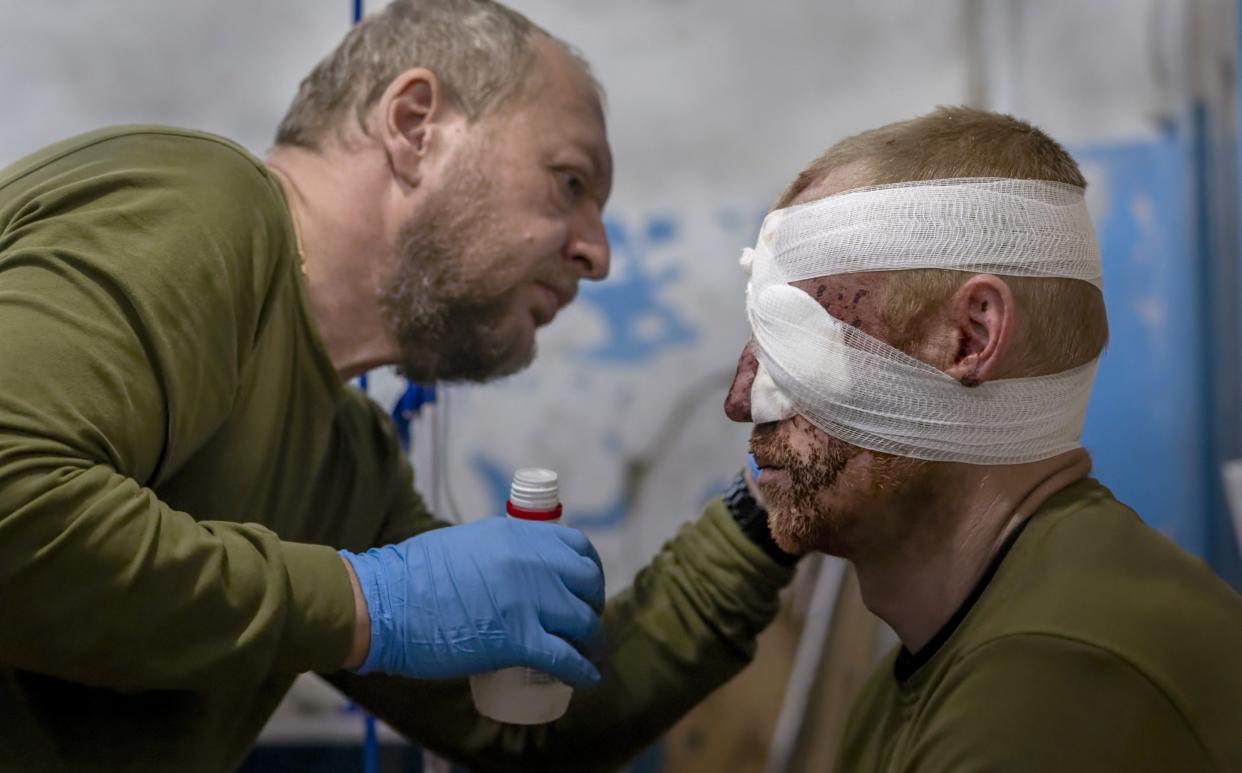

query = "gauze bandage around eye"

[741,178,1102,465]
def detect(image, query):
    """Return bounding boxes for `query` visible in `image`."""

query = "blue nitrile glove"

[339,517,605,686]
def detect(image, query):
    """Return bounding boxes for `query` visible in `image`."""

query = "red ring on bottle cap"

[506,501,563,521]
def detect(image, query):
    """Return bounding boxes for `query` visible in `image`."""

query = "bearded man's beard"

[377,166,535,384]
[750,420,928,556]
[750,422,854,554]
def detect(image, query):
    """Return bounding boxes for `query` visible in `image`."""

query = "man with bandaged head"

[726,106,1242,771]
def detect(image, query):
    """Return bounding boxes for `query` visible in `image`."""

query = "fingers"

[528,523,606,609]
[526,634,602,688]
[556,554,606,610]
[546,523,597,562]
[539,592,602,645]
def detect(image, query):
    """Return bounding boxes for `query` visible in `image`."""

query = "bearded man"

[0,2,796,770]
[726,106,1242,772]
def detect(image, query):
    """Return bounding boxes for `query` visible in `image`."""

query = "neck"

[854,449,1091,653]
[265,142,400,380]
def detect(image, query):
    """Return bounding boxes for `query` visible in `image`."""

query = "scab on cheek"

[801,279,868,324]
[794,276,889,339]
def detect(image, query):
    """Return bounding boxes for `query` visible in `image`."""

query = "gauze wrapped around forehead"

[741,177,1102,465]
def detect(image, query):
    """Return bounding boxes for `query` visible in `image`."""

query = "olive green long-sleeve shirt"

[0,127,794,772]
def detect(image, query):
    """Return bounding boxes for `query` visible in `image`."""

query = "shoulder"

[12,126,294,301]
[5,125,270,192]
[950,631,1184,706]
[889,479,1242,770]
[0,127,304,392]
[968,479,1242,682]
[918,633,1213,771]
[104,127,282,220]
[4,126,286,243]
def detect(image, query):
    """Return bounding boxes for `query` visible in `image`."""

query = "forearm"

[0,449,355,691]
[328,498,796,772]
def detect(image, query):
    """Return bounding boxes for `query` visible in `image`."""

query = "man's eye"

[559,170,585,198]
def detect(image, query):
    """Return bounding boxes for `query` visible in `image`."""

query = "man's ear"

[943,274,1015,387]
[375,67,454,188]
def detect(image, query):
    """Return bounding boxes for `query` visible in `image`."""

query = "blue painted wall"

[1075,122,1242,589]
[1076,134,1207,551]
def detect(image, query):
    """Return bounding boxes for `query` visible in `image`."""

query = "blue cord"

[353,0,363,24]
[363,714,378,773]
[391,383,437,450]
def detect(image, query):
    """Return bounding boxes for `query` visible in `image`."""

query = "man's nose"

[567,207,610,281]
[724,340,758,423]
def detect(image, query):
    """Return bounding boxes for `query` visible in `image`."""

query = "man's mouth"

[533,281,576,325]
[750,428,792,481]
[749,449,788,478]
[758,467,788,484]
[539,281,575,308]
[752,455,781,471]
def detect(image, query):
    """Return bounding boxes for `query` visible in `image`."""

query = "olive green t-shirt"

[0,127,796,772]
[837,479,1242,772]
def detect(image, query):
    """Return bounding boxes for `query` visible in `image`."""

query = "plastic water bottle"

[469,468,575,724]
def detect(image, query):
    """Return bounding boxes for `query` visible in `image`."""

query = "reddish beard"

[750,419,930,556]
[750,420,855,554]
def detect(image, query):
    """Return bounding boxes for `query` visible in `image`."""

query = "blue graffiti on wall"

[573,214,699,363]
[468,213,706,531]
[468,210,767,532]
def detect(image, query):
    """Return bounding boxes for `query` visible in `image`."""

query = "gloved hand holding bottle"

[338,517,605,687]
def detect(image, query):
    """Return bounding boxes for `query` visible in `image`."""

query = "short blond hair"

[777,106,1107,377]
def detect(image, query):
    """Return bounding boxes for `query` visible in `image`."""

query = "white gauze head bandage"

[741,177,1102,465]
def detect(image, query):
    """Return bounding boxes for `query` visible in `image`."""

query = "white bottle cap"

[509,468,560,511]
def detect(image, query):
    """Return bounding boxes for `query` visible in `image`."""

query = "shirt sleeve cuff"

[278,541,358,674]
[722,470,800,566]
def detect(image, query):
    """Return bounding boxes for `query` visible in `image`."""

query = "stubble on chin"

[751,422,853,555]
[376,177,536,384]
[752,420,929,556]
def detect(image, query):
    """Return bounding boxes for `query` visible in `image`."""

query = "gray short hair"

[275,0,568,149]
